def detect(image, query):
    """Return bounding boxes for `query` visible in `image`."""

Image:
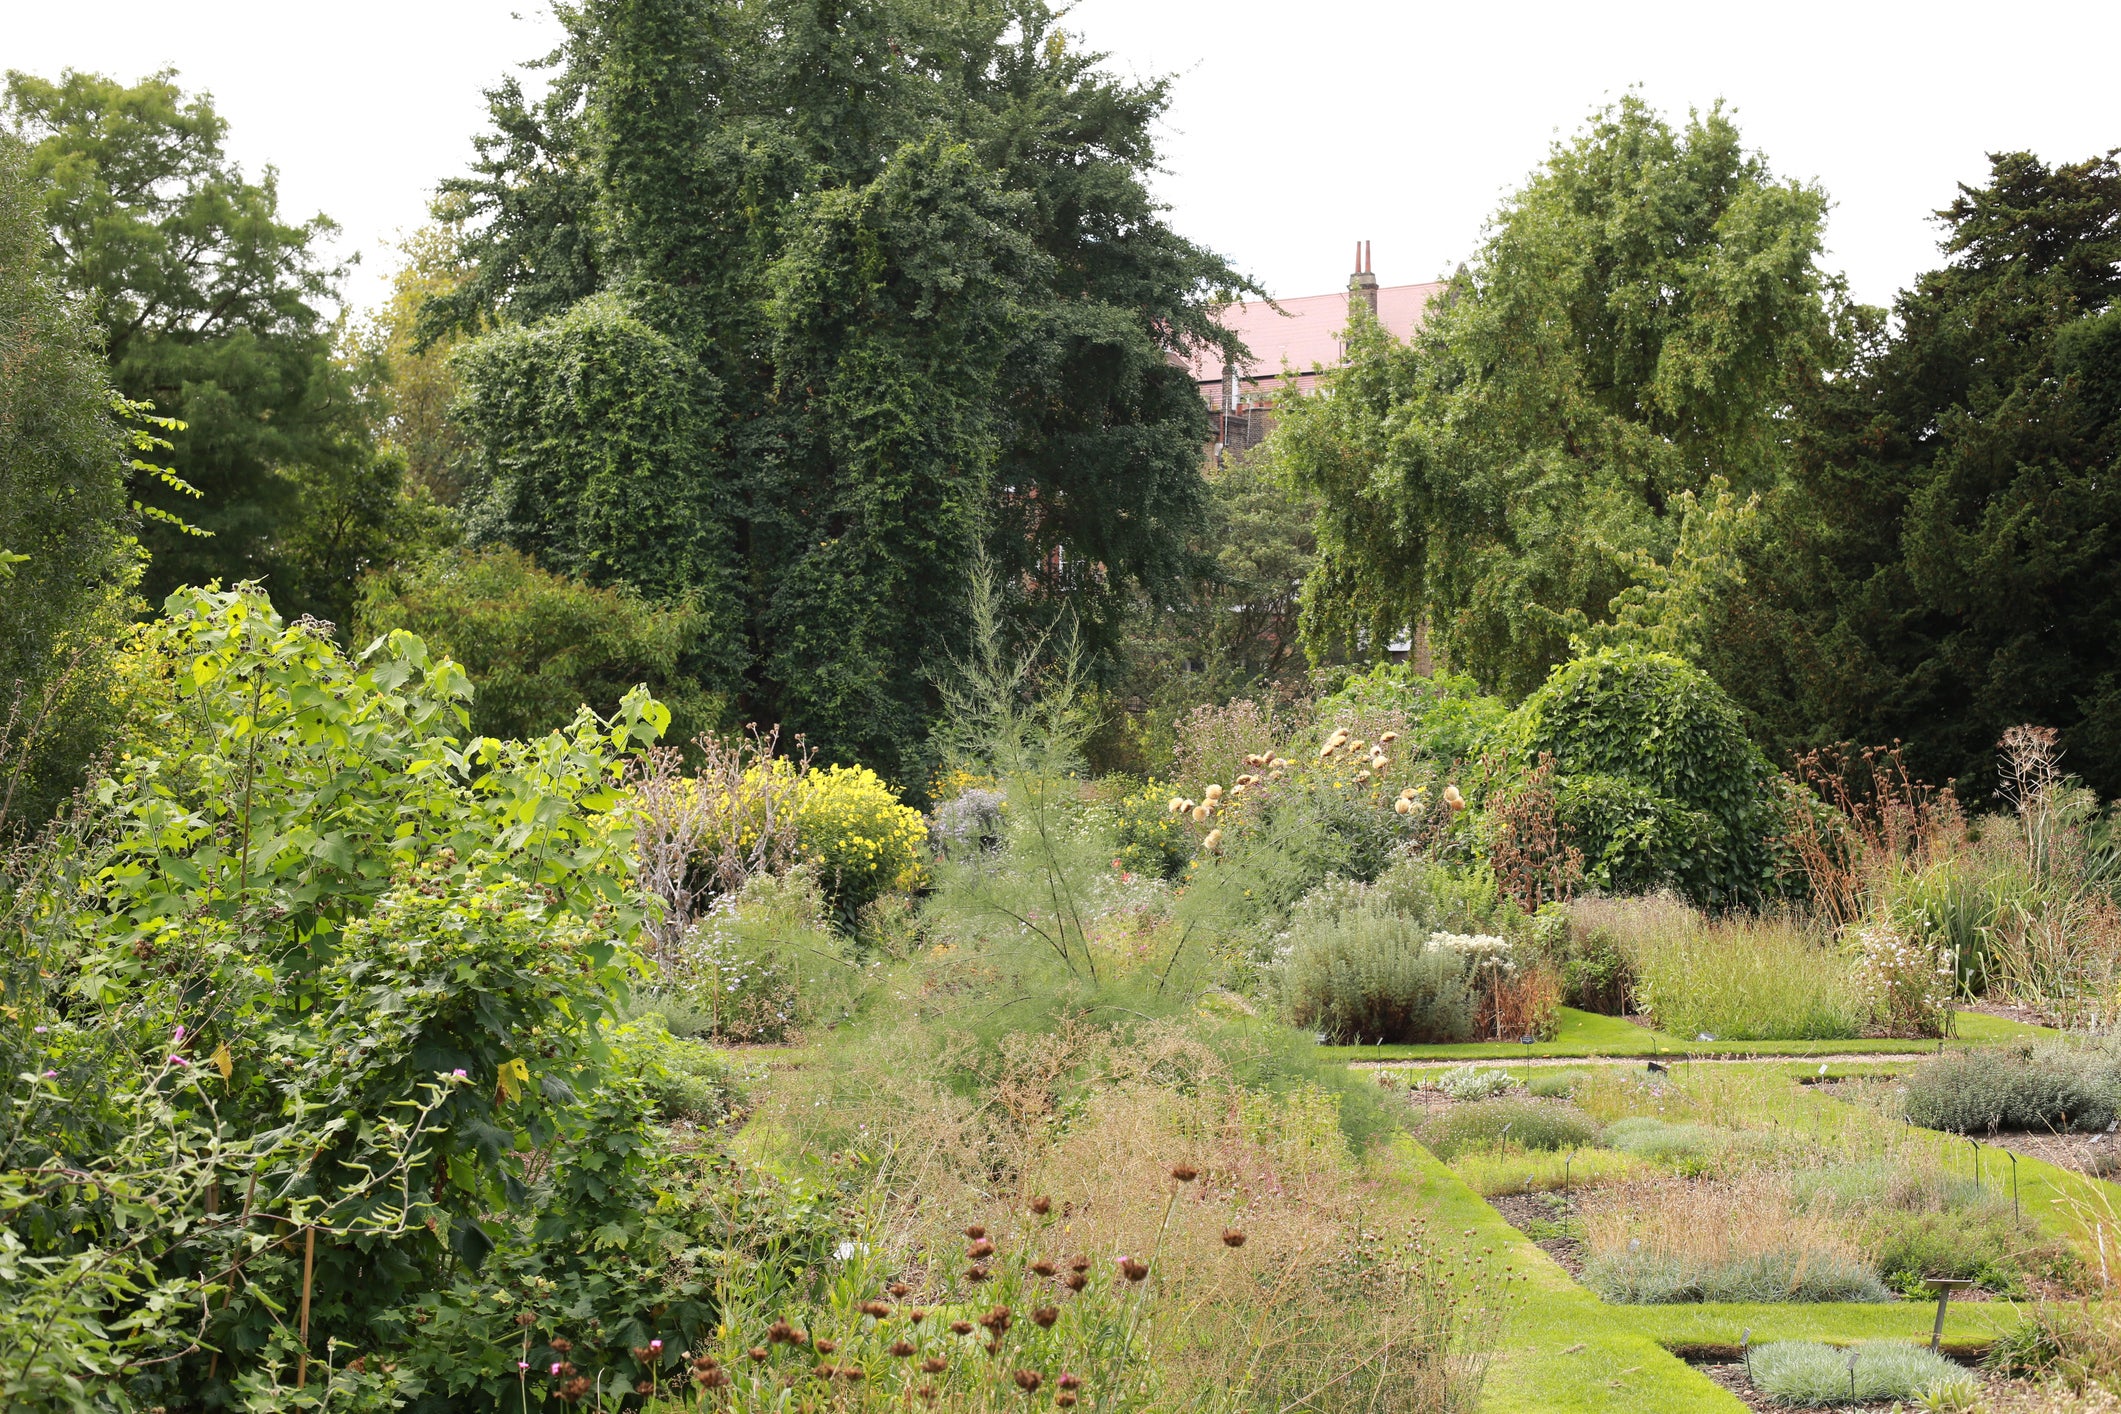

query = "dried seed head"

[951,1321,975,1336]
[964,1225,987,1240]
[1394,797,1413,816]
[551,1338,574,1355]
[922,1357,948,1374]
[1380,731,1399,744]
[1014,1370,1044,1393]
[908,1308,927,1323]
[1029,1196,1052,1216]
[1204,783,1223,801]
[840,1367,865,1382]
[1443,784,1466,811]
[1190,804,1209,823]
[979,1306,1013,1333]
[1222,1229,1247,1248]
[888,1282,911,1298]
[891,1341,917,1358]
[814,1339,837,1355]
[1056,1394,1078,1408]
[767,1320,796,1344]
[1031,1259,1057,1277]
[1118,1257,1149,1283]
[749,1347,769,1362]
[1032,1307,1059,1328]
[811,1363,835,1380]
[1202,828,1222,853]
[1058,1373,1083,1391]
[1170,1164,1198,1182]
[968,1238,996,1259]
[515,1313,537,1328]
[1064,1272,1088,1292]
[965,1265,991,1282]
[860,1300,892,1318]
[1068,1256,1090,1273]
[918,1385,938,1402]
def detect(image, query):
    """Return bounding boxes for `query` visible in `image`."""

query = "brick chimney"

[1348,240,1379,317]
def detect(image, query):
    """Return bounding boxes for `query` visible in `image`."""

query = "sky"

[6,0,2119,317]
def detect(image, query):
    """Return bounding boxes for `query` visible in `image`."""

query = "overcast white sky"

[6,1,2118,317]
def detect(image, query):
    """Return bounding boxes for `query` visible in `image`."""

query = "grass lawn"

[1320,1006,2054,1062]
[1403,1142,2017,1414]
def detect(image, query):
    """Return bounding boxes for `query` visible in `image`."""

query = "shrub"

[354,544,725,742]
[1501,646,1782,906]
[1438,1066,1515,1100]
[1526,903,1635,1013]
[931,784,1008,857]
[615,1016,753,1125]
[796,763,930,923]
[1747,1341,1965,1406]
[1313,666,1507,769]
[1852,918,1955,1037]
[1420,1100,1600,1159]
[644,866,856,1042]
[1600,1117,1725,1169]
[1280,897,1479,1043]
[1904,1042,2121,1133]
[1107,776,1194,879]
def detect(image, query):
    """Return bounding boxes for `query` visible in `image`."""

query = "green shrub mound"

[1581,1249,1892,1305]
[1904,1044,2121,1133]
[1745,1340,1965,1406]
[1525,1068,1591,1099]
[1501,646,1782,906]
[1419,1100,1600,1159]
[1279,895,1479,1044]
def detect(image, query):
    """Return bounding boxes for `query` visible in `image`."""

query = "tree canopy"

[1701,150,2121,796]
[434,0,1249,785]
[4,68,431,629]
[1272,96,1834,698]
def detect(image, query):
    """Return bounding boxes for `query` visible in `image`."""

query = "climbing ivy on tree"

[434,0,1248,784]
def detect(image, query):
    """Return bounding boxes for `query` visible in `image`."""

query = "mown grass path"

[1374,1025,2121,1412]
[1322,1006,2054,1063]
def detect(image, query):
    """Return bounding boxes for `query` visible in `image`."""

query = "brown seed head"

[1068,1256,1090,1273]
[1064,1272,1088,1292]
[1032,1307,1059,1329]
[918,1385,938,1402]
[748,1347,769,1363]
[979,1306,1013,1334]
[767,1320,796,1344]
[1222,1229,1247,1248]
[908,1308,927,1323]
[814,1339,837,1355]
[1056,1394,1078,1408]
[964,1225,987,1240]
[516,1312,537,1328]
[1058,1373,1083,1391]
[968,1238,996,1259]
[1170,1165,1198,1183]
[891,1341,916,1358]
[966,1265,991,1283]
[1031,1259,1057,1277]
[1014,1370,1044,1393]
[888,1281,911,1297]
[1119,1257,1149,1283]
[840,1367,866,1382]
[551,1338,573,1355]
[860,1300,892,1318]
[1029,1196,1052,1216]
[922,1357,949,1374]
[811,1363,834,1380]
[951,1321,974,1336]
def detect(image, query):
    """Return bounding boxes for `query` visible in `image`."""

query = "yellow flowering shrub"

[794,764,930,919]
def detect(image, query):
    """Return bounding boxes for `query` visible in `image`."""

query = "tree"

[1707,151,2121,796]
[346,225,476,502]
[1276,96,1834,697]
[0,135,140,823]
[4,68,430,628]
[432,0,1248,784]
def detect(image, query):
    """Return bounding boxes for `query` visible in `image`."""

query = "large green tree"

[1275,97,1834,698]
[0,135,142,823]
[431,0,1247,784]
[1702,151,2121,796]
[4,69,435,628]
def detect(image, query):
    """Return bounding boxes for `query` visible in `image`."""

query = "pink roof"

[1189,280,1445,387]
